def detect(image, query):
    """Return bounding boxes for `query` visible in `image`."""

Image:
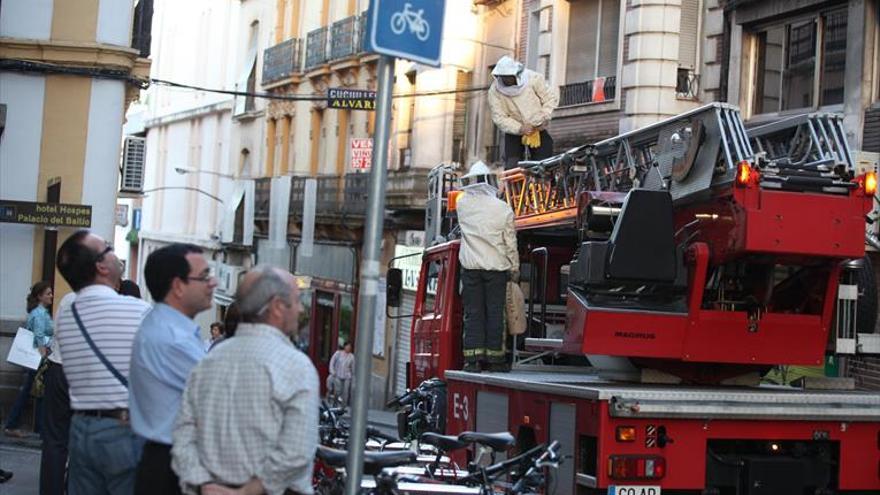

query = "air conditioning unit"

[216,262,246,296]
[121,136,146,194]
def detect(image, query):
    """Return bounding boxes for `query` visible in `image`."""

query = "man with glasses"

[172,266,318,495]
[129,244,217,495]
[55,229,151,495]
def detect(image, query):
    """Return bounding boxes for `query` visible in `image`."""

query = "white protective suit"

[456,183,519,273]
[487,57,560,136]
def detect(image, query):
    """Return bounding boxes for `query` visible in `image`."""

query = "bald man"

[172,266,319,495]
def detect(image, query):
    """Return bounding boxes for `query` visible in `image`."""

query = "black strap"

[71,302,128,388]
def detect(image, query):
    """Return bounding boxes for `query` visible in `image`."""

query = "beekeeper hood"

[492,56,527,97]
[460,161,498,196]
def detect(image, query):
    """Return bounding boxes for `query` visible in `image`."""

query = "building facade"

[254,0,482,406]
[0,0,151,409]
[136,0,278,332]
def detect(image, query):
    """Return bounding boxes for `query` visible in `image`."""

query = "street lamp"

[174,167,236,179]
[141,186,224,204]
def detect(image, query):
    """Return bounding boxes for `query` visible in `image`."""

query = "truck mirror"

[387,268,403,308]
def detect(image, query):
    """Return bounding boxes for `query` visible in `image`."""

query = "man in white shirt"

[55,229,151,495]
[173,266,319,495]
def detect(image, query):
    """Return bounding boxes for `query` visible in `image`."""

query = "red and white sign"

[351,138,374,170]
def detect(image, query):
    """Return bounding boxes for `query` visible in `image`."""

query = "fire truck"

[386,104,880,495]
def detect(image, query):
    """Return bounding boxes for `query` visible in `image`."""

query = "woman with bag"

[3,281,52,438]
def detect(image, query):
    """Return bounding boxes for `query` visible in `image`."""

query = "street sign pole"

[344,54,395,495]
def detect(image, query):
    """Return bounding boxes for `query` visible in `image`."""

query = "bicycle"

[387,378,447,442]
[389,2,430,41]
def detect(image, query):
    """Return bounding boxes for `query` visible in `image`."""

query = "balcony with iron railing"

[558,76,617,107]
[305,26,330,70]
[252,169,430,237]
[330,15,360,61]
[262,38,304,86]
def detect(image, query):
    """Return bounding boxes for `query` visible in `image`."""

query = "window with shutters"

[676,0,701,99]
[560,0,620,106]
[748,8,848,116]
[234,21,260,117]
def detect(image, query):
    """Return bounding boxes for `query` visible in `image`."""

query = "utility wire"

[1,58,491,100]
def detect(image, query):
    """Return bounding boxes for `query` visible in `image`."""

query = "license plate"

[607,486,661,495]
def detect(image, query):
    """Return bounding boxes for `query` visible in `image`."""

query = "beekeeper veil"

[460,161,499,197]
[492,56,527,97]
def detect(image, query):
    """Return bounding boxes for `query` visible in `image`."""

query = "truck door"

[410,242,462,387]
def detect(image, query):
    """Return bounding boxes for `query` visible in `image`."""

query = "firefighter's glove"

[521,130,541,149]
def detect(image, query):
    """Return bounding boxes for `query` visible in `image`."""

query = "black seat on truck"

[458,431,515,451]
[569,189,684,288]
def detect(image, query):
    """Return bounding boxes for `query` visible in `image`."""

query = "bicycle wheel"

[416,21,429,41]
[390,13,406,34]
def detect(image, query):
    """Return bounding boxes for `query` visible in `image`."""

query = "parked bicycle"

[387,378,447,442]
[313,431,561,495]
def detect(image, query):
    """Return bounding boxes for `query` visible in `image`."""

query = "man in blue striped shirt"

[129,244,216,495]
[55,229,151,495]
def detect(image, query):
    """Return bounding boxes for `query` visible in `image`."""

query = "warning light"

[865,172,877,196]
[736,161,753,187]
[616,426,636,442]
[447,190,462,211]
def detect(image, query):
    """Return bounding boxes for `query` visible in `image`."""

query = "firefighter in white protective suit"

[488,56,559,170]
[456,161,519,372]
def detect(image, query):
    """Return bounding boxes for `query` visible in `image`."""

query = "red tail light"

[608,455,666,480]
[736,161,756,187]
[864,172,877,196]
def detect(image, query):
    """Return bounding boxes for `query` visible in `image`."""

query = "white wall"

[0,73,46,321]
[82,79,127,240]
[0,0,53,40]
[97,0,135,46]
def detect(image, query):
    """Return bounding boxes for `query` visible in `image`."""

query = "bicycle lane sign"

[365,0,446,67]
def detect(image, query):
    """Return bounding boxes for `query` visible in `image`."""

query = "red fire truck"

[387,104,880,495]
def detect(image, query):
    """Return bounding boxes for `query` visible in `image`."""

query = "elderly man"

[488,55,559,169]
[456,161,519,372]
[130,244,217,495]
[172,266,319,495]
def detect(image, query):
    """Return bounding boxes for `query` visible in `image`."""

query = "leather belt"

[76,409,130,421]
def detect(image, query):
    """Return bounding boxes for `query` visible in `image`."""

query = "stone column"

[620,0,683,132]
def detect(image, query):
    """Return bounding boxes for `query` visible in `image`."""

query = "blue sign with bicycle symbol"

[365,0,445,67]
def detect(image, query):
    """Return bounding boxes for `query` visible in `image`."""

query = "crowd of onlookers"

[1,228,320,495]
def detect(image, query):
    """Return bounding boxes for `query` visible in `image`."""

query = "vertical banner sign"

[351,138,374,170]
[301,178,317,258]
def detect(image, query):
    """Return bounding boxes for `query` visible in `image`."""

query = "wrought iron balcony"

[386,169,430,209]
[342,173,369,213]
[558,76,617,107]
[262,38,304,85]
[330,16,360,61]
[305,26,329,70]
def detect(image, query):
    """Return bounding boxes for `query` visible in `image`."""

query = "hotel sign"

[0,200,92,228]
[328,88,376,111]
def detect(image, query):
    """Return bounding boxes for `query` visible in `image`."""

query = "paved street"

[0,409,396,495]
[0,443,40,495]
